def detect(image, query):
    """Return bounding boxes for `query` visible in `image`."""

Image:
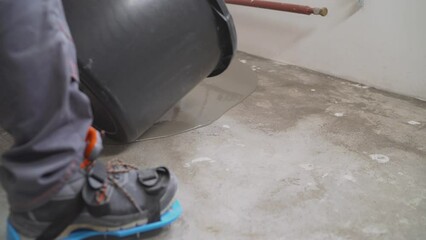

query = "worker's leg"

[1,1,179,239]
[0,0,92,211]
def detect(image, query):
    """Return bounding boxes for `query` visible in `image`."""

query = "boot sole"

[7,201,182,240]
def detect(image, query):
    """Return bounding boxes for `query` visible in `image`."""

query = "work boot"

[8,127,178,239]
[9,160,178,239]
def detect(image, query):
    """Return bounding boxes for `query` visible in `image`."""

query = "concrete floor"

[1,52,426,239]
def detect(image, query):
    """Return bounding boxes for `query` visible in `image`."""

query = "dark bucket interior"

[63,0,237,142]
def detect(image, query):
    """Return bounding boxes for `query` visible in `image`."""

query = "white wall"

[227,0,426,100]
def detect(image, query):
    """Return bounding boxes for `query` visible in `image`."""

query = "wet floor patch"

[135,60,258,141]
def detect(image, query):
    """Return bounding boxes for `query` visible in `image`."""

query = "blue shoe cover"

[7,201,182,240]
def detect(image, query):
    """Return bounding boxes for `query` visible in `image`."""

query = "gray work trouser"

[0,0,93,211]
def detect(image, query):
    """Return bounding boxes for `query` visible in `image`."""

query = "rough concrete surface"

[1,52,425,239]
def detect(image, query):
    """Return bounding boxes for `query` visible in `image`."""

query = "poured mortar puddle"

[134,60,258,142]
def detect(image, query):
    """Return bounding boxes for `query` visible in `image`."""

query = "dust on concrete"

[232,52,426,159]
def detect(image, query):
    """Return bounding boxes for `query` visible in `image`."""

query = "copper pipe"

[225,0,328,16]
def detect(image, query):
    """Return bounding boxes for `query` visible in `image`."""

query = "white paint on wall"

[228,0,426,100]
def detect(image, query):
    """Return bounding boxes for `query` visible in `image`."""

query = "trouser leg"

[0,0,92,211]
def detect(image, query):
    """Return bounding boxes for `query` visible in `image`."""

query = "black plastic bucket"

[63,0,236,142]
